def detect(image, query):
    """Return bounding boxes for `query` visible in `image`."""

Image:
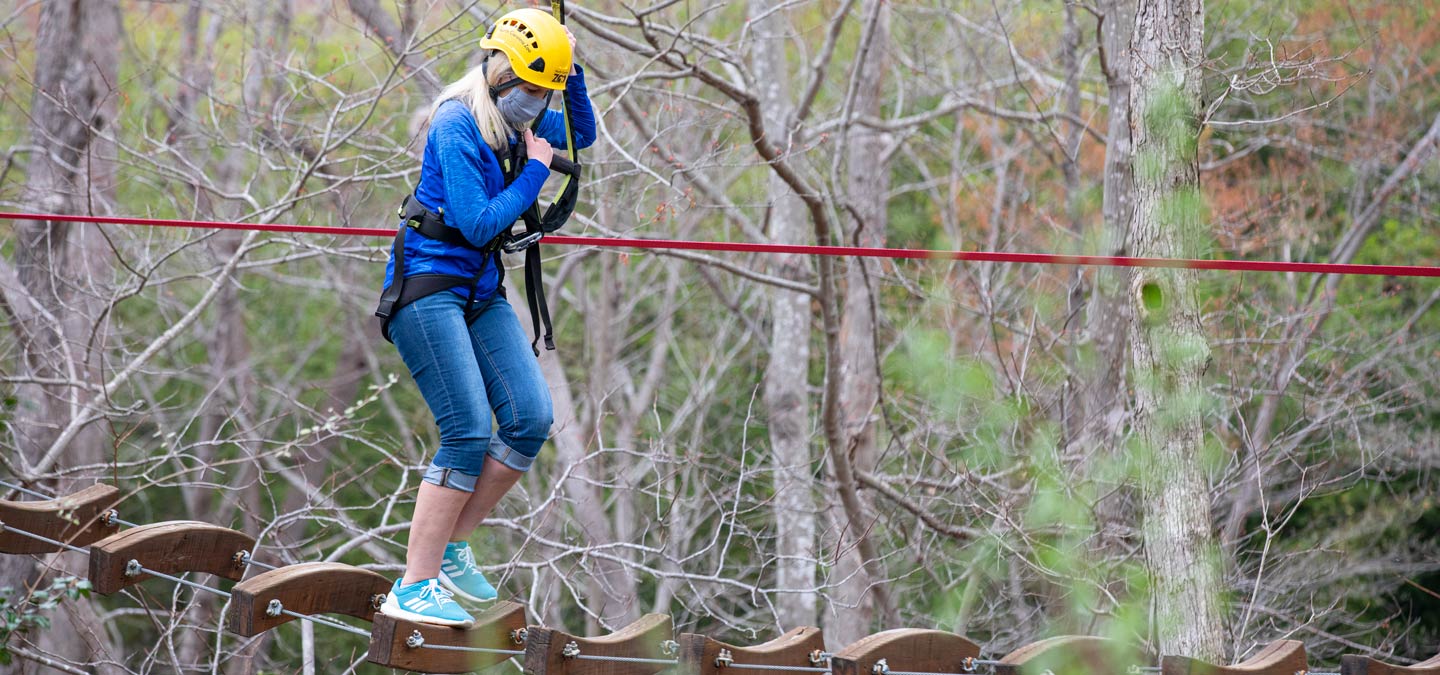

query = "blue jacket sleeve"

[430,110,551,247]
[536,64,597,150]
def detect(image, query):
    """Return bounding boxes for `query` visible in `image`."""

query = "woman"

[377,8,596,628]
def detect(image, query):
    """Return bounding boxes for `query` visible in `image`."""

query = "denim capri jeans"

[388,291,553,492]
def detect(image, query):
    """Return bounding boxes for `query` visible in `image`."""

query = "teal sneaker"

[437,541,498,603]
[379,578,474,628]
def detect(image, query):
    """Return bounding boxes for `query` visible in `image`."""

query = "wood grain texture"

[831,628,980,675]
[88,521,255,594]
[995,635,1147,675]
[367,600,526,674]
[227,562,390,637]
[677,626,824,675]
[1162,641,1306,675]
[1341,654,1440,675]
[525,613,674,675]
[0,483,121,554]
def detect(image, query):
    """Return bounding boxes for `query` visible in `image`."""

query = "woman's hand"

[524,128,554,168]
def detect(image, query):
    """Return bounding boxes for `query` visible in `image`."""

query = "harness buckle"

[502,231,543,254]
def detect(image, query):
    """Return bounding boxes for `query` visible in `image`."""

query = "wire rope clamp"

[661,640,679,657]
[0,483,122,555]
[233,550,251,568]
[512,627,529,645]
[965,657,979,673]
[523,613,673,675]
[90,521,256,595]
[226,561,392,638]
[123,559,143,578]
[832,629,980,675]
[367,600,526,674]
[677,625,824,675]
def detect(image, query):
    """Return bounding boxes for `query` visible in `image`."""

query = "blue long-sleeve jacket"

[382,66,597,301]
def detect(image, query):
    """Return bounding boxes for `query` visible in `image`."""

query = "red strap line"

[3,211,1438,278]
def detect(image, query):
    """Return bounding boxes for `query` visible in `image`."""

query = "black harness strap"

[374,196,498,343]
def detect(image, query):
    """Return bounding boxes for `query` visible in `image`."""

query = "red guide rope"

[2,212,1437,278]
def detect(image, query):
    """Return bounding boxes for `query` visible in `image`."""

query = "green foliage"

[0,577,92,666]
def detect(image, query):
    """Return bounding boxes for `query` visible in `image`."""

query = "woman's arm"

[535,65,597,150]
[431,106,550,246]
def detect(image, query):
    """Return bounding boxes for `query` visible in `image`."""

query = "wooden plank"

[525,614,675,675]
[678,626,825,675]
[0,484,121,554]
[1162,641,1306,675]
[88,521,255,595]
[994,636,1148,675]
[831,628,980,675]
[1341,654,1440,675]
[227,562,390,637]
[367,600,527,674]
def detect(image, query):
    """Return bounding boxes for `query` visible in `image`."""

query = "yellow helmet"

[480,8,572,91]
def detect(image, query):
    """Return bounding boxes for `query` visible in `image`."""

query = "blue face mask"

[498,88,549,127]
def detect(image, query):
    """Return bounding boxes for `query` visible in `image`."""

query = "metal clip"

[716,649,734,668]
[512,628,529,645]
[123,559,143,578]
[371,593,386,610]
[266,599,284,617]
[810,650,828,666]
[502,231,543,254]
[103,510,119,527]
[873,659,891,675]
[233,550,251,567]
[661,640,680,657]
[406,630,426,649]
[562,641,582,659]
[964,657,979,673]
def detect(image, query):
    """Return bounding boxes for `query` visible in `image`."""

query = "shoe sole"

[379,596,475,628]
[437,571,497,604]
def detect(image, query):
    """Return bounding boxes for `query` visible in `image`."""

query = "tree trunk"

[747,0,820,632]
[4,2,125,673]
[828,0,891,648]
[1128,0,1227,660]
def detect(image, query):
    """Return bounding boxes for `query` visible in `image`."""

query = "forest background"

[1,0,1438,673]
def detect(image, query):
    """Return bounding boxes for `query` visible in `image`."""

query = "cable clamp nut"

[103,510,119,527]
[716,649,734,668]
[964,657,978,673]
[562,641,582,659]
[266,599,284,617]
[512,628,528,645]
[371,593,386,610]
[406,630,425,649]
[233,550,251,567]
[661,640,679,657]
[123,559,143,578]
[873,659,891,675]
[810,650,828,666]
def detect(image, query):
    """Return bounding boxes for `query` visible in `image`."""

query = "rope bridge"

[1,481,1435,674]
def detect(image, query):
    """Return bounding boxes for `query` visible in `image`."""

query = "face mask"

[498,88,549,127]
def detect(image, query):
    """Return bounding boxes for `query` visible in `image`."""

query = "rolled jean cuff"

[488,437,537,473]
[423,465,480,492]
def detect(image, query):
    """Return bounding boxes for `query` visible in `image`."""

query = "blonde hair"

[428,52,515,152]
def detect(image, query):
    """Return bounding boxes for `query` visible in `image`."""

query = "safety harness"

[375,0,580,354]
[373,142,579,352]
